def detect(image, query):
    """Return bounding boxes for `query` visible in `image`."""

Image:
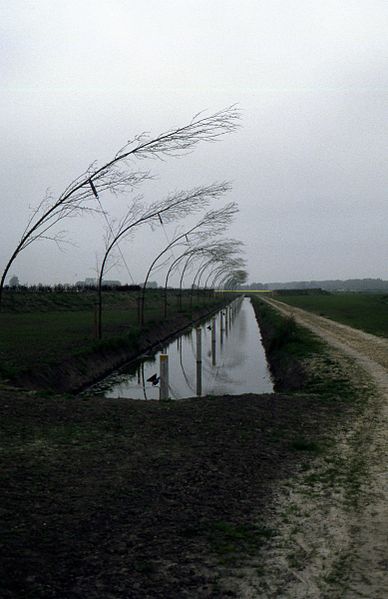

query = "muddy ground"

[0,386,352,599]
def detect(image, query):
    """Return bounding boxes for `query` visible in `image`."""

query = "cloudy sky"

[1,0,387,286]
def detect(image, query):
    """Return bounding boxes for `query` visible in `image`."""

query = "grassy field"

[274,292,388,338]
[0,289,221,381]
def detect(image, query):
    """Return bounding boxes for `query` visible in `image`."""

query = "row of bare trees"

[1,105,247,336]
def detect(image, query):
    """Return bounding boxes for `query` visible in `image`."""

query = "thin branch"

[1,105,240,309]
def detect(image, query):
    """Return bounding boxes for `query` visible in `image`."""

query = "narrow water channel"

[90,297,273,399]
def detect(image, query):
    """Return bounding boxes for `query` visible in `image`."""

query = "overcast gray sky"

[1,0,387,286]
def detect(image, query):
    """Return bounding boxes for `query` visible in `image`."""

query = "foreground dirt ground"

[1,300,387,597]
[0,386,366,598]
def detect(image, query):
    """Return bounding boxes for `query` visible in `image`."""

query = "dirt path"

[264,298,388,598]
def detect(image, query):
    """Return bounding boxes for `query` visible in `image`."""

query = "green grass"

[251,298,323,359]
[251,296,370,406]
[0,290,223,381]
[276,293,388,338]
[1,290,131,312]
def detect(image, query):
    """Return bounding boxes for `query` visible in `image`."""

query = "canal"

[89,296,273,399]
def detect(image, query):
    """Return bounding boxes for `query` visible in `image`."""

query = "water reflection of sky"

[91,298,273,400]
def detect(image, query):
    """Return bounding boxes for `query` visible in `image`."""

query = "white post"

[196,327,202,396]
[159,354,169,400]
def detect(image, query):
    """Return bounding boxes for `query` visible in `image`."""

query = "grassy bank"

[0,289,223,388]
[273,292,388,338]
[249,296,380,595]
[251,296,373,406]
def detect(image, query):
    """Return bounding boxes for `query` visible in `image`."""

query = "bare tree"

[191,250,244,292]
[199,256,247,294]
[203,256,246,297]
[96,183,230,338]
[222,269,248,289]
[183,240,244,303]
[210,259,247,290]
[0,105,240,309]
[140,202,239,324]
[162,238,244,314]
[162,245,211,316]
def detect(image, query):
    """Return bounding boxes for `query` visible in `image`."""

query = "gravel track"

[264,298,388,598]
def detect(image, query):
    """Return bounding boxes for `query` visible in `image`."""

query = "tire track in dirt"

[264,298,388,598]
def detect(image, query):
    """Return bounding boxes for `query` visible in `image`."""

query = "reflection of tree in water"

[236,304,247,337]
[140,362,148,400]
[202,300,248,390]
[178,335,195,394]
[93,297,272,399]
[171,331,194,397]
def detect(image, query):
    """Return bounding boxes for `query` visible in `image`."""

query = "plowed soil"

[0,386,356,598]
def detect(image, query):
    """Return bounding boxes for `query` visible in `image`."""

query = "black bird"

[207,325,212,331]
[147,373,160,386]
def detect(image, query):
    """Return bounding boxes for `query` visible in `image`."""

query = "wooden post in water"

[159,354,169,400]
[220,311,224,346]
[196,327,202,396]
[211,317,217,366]
[225,306,229,333]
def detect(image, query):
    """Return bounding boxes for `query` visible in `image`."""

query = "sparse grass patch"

[291,438,323,453]
[205,520,275,565]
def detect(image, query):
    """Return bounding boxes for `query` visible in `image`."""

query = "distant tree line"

[273,288,329,296]
[3,283,141,294]
[239,278,388,292]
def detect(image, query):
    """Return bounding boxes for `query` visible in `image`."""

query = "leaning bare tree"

[210,259,247,290]
[96,183,230,338]
[162,238,244,313]
[223,269,248,289]
[0,105,240,309]
[191,255,246,296]
[162,243,220,315]
[139,202,239,325]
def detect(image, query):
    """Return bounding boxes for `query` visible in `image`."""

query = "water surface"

[91,297,273,399]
